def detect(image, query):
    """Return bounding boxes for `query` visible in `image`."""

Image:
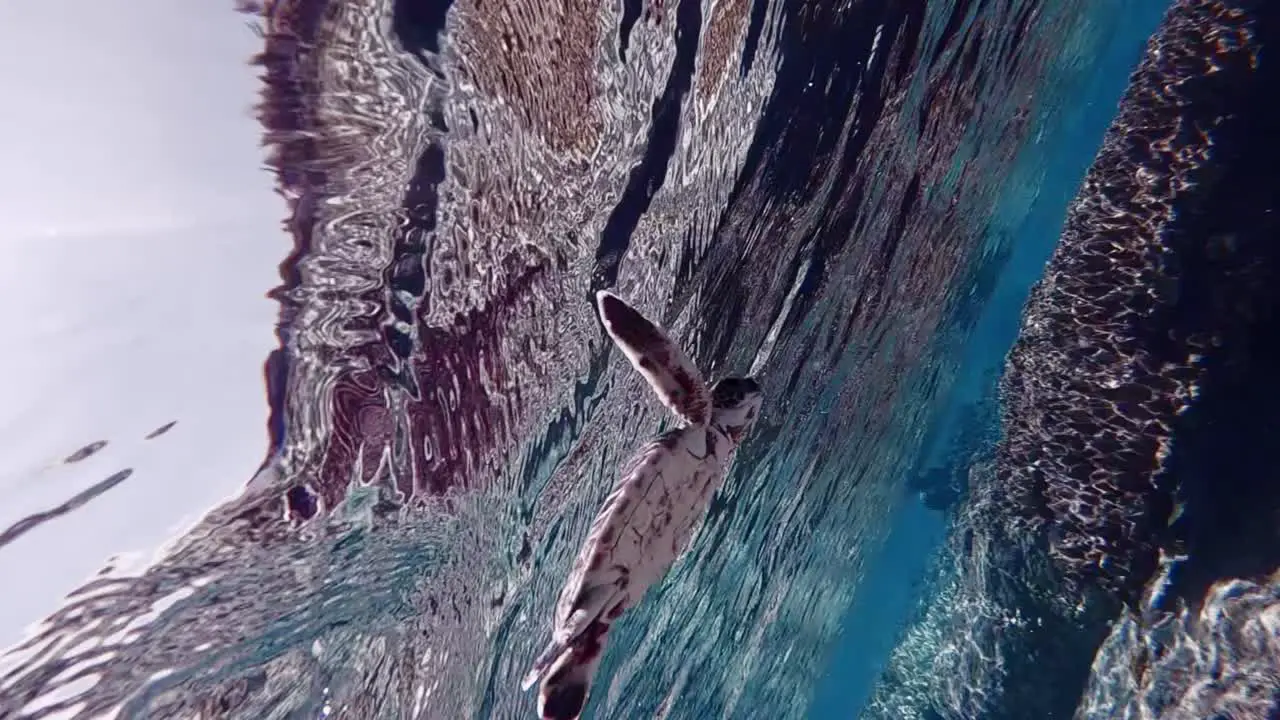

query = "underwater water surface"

[2,0,1278,719]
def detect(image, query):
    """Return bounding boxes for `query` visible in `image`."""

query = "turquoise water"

[811,500,947,717]
[812,2,1173,716]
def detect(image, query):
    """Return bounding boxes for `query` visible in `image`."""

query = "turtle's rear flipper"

[521,639,566,692]
[541,674,589,720]
[538,621,611,720]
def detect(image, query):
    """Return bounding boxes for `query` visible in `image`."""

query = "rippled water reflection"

[4,0,1261,718]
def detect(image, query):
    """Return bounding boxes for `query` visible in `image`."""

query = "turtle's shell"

[550,423,727,646]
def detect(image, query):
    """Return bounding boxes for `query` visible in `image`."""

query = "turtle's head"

[710,377,763,444]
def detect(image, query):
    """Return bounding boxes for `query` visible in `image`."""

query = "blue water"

[810,499,947,716]
[811,2,1172,716]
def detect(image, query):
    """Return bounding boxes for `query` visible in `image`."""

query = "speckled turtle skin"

[521,291,762,720]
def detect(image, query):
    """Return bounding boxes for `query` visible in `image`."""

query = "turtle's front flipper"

[596,290,710,427]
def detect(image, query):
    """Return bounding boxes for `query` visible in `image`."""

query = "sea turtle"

[520,290,764,720]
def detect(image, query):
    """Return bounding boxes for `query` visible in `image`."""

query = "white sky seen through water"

[0,1,286,650]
